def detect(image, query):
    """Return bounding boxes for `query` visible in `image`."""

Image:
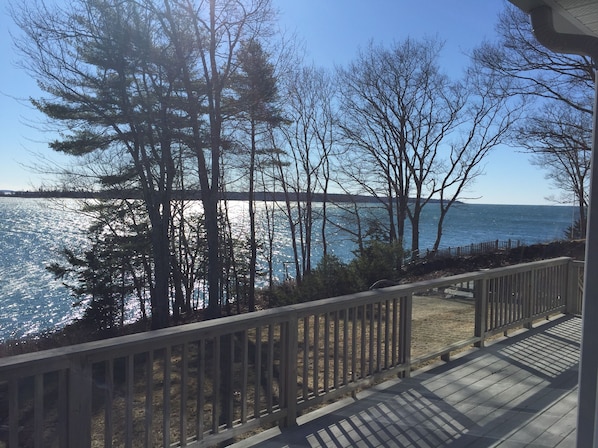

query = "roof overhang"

[509,0,598,61]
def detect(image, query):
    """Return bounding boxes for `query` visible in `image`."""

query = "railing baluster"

[313,315,320,396]
[498,277,505,329]
[492,278,498,330]
[545,266,551,311]
[180,343,188,445]
[9,378,18,448]
[369,303,375,375]
[392,297,398,367]
[486,278,494,330]
[58,370,67,447]
[343,308,349,386]
[302,317,309,400]
[507,274,514,329]
[105,359,114,448]
[539,267,546,312]
[518,272,524,321]
[254,327,262,418]
[351,307,357,383]
[241,329,248,424]
[557,265,563,309]
[546,266,552,312]
[145,351,154,448]
[163,346,172,446]
[227,334,234,428]
[126,355,133,448]
[551,265,556,309]
[544,266,550,312]
[502,275,509,332]
[553,265,559,309]
[212,337,221,434]
[197,339,205,441]
[513,273,520,323]
[524,270,533,328]
[531,268,538,322]
[360,305,366,378]
[384,299,390,370]
[34,374,43,448]
[267,324,274,411]
[376,301,382,373]
[324,313,330,393]
[504,275,511,327]
[333,310,339,390]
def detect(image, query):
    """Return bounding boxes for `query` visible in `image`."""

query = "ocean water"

[0,198,92,341]
[0,197,578,341]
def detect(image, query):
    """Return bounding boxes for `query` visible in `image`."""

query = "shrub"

[266,241,405,305]
[350,240,404,288]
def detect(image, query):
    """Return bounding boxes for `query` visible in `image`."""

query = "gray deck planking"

[233,315,581,448]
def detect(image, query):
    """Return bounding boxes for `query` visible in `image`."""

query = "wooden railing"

[0,257,583,447]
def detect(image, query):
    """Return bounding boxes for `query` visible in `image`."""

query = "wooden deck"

[234,315,580,448]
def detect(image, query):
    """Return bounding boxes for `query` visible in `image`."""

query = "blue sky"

[0,0,559,205]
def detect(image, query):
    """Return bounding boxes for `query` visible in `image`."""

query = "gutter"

[529,5,598,63]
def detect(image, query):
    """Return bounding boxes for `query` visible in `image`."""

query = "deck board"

[233,316,581,448]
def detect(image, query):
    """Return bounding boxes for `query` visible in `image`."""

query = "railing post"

[474,278,487,348]
[398,294,412,378]
[576,262,585,315]
[565,259,583,315]
[68,356,92,448]
[565,258,575,314]
[281,314,298,428]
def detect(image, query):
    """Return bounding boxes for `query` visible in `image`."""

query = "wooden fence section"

[0,257,583,448]
[421,239,522,260]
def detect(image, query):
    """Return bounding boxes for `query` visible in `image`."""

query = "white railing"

[0,257,583,447]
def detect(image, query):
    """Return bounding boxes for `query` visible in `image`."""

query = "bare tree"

[338,40,412,248]
[276,65,338,280]
[430,61,518,252]
[338,38,456,256]
[473,3,594,234]
[338,38,516,258]
[519,102,591,236]
[474,4,595,114]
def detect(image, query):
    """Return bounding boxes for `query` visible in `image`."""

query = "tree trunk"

[150,215,171,329]
[248,121,257,312]
[409,202,422,261]
[204,189,221,318]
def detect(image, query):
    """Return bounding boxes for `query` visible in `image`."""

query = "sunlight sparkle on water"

[0,198,577,341]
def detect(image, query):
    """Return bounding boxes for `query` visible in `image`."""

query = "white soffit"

[509,0,598,37]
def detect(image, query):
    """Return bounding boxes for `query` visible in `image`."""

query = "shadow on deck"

[235,315,580,448]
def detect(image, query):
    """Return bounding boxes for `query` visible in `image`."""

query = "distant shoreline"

[0,189,452,204]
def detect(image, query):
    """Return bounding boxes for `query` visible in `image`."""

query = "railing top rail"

[0,256,574,374]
